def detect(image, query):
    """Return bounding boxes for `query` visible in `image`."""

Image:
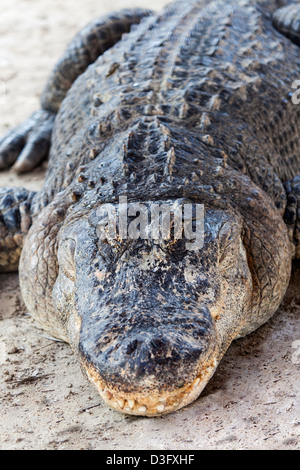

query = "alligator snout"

[56,204,253,416]
[78,304,219,416]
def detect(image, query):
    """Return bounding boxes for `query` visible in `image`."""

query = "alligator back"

[36,0,300,213]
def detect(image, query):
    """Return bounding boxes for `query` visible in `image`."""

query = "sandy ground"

[0,0,299,451]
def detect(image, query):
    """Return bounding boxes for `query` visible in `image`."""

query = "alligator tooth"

[117,398,125,409]
[156,404,165,413]
[193,378,201,389]
[138,405,147,414]
[128,399,135,409]
[102,390,112,401]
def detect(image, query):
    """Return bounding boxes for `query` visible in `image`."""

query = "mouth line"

[83,356,218,417]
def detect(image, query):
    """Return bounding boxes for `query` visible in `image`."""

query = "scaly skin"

[0,0,300,416]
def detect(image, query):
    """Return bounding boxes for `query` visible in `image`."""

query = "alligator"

[0,0,299,417]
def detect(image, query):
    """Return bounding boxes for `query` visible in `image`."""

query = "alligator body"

[0,0,299,416]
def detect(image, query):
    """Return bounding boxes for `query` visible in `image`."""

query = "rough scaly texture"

[0,0,299,416]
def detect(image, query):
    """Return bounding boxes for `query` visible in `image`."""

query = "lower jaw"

[83,357,218,417]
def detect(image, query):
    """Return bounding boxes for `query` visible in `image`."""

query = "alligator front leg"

[0,187,36,272]
[0,110,55,174]
[0,8,152,173]
[284,176,300,259]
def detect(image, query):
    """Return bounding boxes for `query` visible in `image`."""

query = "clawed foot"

[0,110,55,173]
[0,187,36,272]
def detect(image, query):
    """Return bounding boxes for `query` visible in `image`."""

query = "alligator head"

[51,198,254,416]
[19,163,292,417]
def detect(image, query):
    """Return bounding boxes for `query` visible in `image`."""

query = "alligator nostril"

[149,337,167,351]
[126,339,140,355]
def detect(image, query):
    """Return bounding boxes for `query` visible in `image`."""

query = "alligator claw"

[0,186,36,272]
[0,110,55,173]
